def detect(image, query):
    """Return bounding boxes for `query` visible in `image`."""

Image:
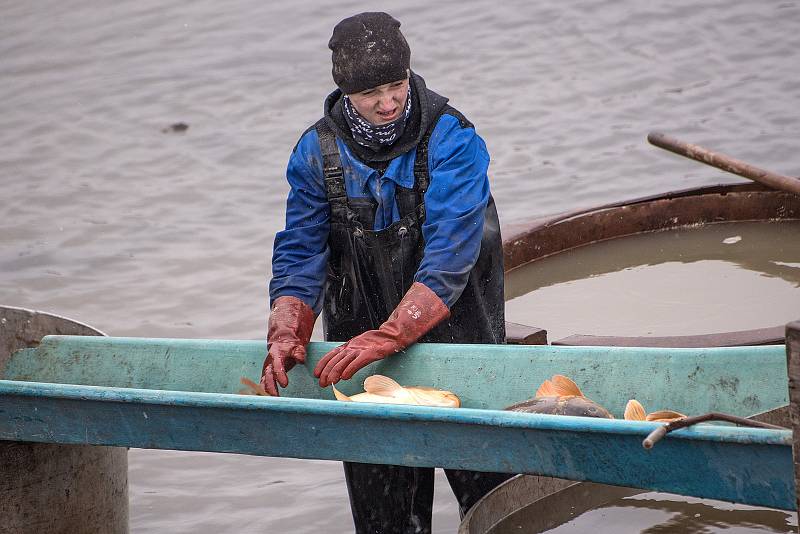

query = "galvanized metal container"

[0,305,128,534]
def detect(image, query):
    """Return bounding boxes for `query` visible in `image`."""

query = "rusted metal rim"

[501,183,800,347]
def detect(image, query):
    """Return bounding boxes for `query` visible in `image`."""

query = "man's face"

[347,77,409,126]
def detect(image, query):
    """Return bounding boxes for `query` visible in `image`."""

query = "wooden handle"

[648,132,800,195]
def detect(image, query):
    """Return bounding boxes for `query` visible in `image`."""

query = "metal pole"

[648,132,800,195]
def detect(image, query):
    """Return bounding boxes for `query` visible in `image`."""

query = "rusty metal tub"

[501,183,800,347]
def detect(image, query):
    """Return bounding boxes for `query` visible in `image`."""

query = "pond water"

[539,492,797,534]
[489,490,797,534]
[3,0,800,532]
[505,221,800,342]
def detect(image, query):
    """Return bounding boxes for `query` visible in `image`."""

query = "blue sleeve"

[268,129,330,314]
[414,114,491,308]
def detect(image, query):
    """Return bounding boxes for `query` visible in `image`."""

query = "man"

[262,12,510,533]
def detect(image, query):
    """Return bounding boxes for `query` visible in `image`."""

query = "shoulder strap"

[314,119,347,202]
[317,108,474,218]
[413,106,474,195]
[442,106,473,129]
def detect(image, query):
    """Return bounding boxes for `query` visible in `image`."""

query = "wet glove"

[314,282,450,387]
[260,296,315,396]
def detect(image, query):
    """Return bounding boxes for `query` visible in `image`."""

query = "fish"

[624,399,685,423]
[505,374,614,419]
[239,376,269,396]
[332,374,461,408]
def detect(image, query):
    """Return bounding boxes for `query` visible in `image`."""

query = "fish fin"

[535,379,558,397]
[239,377,269,396]
[646,410,686,422]
[550,375,584,397]
[624,399,646,421]
[363,375,404,397]
[332,384,353,402]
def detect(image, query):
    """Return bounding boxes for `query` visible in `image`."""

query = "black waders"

[316,110,510,534]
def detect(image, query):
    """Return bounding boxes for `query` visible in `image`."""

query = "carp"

[505,374,613,419]
[333,374,461,407]
[238,375,460,407]
[239,377,269,395]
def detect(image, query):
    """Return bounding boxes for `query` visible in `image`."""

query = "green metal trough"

[0,335,793,510]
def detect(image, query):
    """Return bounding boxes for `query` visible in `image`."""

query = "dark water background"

[3,1,800,532]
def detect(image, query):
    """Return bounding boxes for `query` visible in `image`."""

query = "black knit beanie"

[328,12,411,95]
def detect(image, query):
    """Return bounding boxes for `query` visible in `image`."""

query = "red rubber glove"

[314,282,450,387]
[260,296,315,396]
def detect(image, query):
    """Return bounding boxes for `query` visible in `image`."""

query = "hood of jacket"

[323,71,449,163]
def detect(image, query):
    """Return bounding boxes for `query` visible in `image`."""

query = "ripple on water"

[3,1,800,532]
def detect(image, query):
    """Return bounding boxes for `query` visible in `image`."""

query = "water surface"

[540,492,797,534]
[3,1,800,532]
[506,221,800,341]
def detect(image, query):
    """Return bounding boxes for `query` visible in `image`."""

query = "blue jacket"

[269,110,491,314]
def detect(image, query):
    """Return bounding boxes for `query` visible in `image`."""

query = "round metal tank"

[0,305,129,534]
[501,183,800,347]
[459,477,639,534]
[460,475,796,534]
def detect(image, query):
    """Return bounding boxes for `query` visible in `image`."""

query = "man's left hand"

[314,329,397,387]
[314,282,450,387]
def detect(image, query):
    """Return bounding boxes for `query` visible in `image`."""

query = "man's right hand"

[260,296,315,396]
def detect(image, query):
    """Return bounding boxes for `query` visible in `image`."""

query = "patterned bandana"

[342,84,413,151]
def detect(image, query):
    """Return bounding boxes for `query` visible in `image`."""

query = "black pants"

[343,461,513,534]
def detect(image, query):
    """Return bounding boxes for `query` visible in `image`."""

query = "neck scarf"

[342,84,412,151]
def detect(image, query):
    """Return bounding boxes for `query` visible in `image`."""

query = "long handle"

[648,131,800,195]
[642,411,786,450]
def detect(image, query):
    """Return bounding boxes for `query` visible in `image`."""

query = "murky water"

[3,1,800,532]
[505,221,800,341]
[541,492,797,534]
